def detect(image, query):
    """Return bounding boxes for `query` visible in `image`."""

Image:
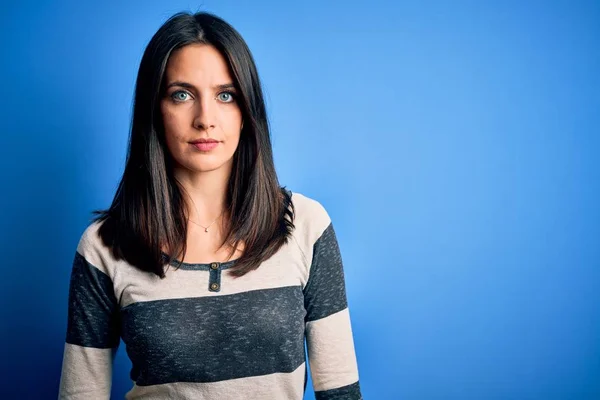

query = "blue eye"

[217,92,236,103]
[171,91,191,102]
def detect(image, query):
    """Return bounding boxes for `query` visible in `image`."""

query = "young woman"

[58,11,362,400]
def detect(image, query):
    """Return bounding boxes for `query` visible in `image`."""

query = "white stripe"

[58,343,114,399]
[305,308,360,391]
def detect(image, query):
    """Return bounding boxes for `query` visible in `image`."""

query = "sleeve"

[58,227,121,400]
[303,218,363,400]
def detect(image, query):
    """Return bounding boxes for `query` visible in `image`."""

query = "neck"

[173,166,230,225]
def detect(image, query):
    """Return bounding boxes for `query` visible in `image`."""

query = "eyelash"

[170,90,237,104]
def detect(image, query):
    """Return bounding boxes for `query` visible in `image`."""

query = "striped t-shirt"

[58,192,362,399]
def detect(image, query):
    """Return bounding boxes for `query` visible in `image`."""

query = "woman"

[58,11,362,400]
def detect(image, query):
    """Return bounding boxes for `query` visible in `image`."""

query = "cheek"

[162,108,187,142]
[162,107,177,131]
[220,109,243,140]
[161,111,189,163]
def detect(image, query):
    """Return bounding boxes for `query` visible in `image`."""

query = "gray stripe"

[120,286,306,386]
[66,252,120,348]
[303,223,348,322]
[315,381,362,400]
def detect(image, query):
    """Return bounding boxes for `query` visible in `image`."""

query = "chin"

[184,159,234,174]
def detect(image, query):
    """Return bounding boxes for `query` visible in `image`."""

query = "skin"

[160,43,244,262]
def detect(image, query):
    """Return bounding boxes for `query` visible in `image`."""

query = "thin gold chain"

[188,210,223,233]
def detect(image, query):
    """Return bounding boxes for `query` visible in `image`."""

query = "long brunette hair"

[94,12,294,278]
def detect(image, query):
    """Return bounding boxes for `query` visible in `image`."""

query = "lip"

[190,139,220,152]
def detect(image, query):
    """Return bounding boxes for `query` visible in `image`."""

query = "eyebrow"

[165,81,236,91]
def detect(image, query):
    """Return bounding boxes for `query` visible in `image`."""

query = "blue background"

[1,1,599,399]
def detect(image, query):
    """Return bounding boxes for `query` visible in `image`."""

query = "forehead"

[164,43,233,84]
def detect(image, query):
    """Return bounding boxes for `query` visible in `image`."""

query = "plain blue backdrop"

[1,1,599,399]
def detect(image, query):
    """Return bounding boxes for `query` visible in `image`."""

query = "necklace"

[188,211,223,233]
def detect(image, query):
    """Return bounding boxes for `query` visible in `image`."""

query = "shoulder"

[290,191,332,234]
[75,219,115,277]
[77,219,104,252]
[288,191,334,255]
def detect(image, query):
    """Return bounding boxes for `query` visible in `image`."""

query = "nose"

[192,95,217,132]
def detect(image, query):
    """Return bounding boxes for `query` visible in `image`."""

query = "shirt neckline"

[161,252,239,271]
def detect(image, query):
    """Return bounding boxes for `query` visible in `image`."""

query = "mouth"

[190,139,220,152]
[190,138,219,143]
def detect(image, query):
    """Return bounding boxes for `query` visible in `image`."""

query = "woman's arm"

[303,218,363,400]
[58,226,120,399]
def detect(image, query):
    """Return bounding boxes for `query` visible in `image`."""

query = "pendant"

[205,228,209,233]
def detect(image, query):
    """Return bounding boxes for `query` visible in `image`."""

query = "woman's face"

[160,43,243,175]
